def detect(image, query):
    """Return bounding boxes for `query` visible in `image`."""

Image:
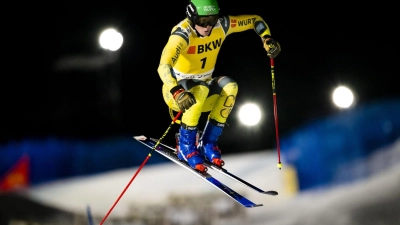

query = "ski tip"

[264,190,278,196]
[133,135,147,141]
[247,204,263,208]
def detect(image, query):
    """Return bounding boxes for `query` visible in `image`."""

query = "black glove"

[170,85,196,113]
[263,36,281,58]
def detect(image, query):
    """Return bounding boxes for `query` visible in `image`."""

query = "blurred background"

[1,1,399,224]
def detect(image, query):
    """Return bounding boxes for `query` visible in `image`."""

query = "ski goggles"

[194,15,219,27]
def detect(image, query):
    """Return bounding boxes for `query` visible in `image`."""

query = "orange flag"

[0,154,30,191]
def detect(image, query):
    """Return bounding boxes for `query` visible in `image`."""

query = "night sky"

[21,2,399,153]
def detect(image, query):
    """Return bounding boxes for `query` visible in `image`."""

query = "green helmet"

[188,0,219,16]
[186,0,220,27]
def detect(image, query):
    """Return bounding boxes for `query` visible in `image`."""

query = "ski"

[134,135,263,208]
[150,138,278,196]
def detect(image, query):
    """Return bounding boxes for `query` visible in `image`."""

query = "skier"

[157,0,281,172]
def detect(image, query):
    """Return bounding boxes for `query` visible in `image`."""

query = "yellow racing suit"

[157,15,272,128]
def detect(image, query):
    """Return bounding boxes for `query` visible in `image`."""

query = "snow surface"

[25,139,400,225]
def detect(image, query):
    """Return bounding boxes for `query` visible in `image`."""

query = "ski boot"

[199,120,225,167]
[176,126,207,173]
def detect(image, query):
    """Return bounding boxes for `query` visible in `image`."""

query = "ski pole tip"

[277,162,282,170]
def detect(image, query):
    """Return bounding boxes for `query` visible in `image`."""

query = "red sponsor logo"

[231,19,236,28]
[187,46,196,54]
[187,39,222,54]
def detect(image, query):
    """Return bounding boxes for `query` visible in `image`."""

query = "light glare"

[238,103,261,126]
[99,28,123,51]
[332,86,354,108]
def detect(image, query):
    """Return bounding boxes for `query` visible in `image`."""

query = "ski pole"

[270,58,282,170]
[100,110,182,225]
[87,205,94,225]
